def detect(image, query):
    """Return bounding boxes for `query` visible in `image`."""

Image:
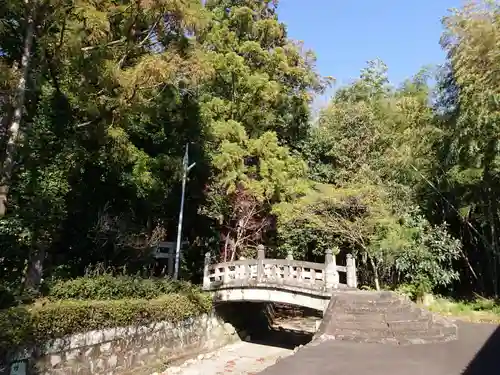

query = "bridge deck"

[206,279,350,296]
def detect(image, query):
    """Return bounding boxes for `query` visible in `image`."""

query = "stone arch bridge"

[202,245,458,345]
[202,245,357,312]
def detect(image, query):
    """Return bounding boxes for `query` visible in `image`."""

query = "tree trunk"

[223,232,230,262]
[0,0,35,217]
[487,196,498,296]
[482,139,499,296]
[22,245,46,293]
[368,255,381,291]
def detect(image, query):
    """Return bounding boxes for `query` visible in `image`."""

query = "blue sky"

[279,0,463,104]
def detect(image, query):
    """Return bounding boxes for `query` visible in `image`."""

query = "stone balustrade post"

[324,249,339,289]
[283,250,293,280]
[346,254,357,288]
[238,256,246,279]
[257,244,265,282]
[203,252,211,289]
[223,264,230,284]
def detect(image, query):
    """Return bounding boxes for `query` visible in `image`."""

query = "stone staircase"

[315,290,458,345]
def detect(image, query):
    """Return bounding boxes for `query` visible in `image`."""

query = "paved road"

[158,341,291,375]
[259,322,500,375]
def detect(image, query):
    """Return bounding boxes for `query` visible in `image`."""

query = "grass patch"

[427,296,500,323]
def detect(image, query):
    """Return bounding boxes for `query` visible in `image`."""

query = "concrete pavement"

[259,322,500,375]
[159,341,292,375]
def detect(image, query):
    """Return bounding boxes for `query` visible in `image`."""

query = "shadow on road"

[249,326,312,350]
[462,325,500,375]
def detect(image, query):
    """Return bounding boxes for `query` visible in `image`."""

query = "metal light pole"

[173,143,195,280]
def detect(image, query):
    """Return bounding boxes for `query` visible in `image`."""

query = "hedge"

[0,292,212,360]
[46,275,197,301]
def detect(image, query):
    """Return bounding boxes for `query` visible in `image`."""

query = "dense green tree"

[197,0,325,259]
[0,0,326,291]
[0,0,211,290]
[292,60,461,293]
[428,0,500,296]
[0,0,499,303]
[200,0,326,145]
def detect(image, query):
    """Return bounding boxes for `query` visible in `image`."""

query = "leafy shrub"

[0,284,16,309]
[0,283,39,309]
[0,292,212,360]
[0,306,33,351]
[394,215,461,295]
[46,275,198,300]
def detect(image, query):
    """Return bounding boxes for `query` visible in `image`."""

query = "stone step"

[341,301,415,310]
[398,326,445,337]
[397,330,457,345]
[399,331,458,345]
[331,322,440,337]
[332,320,389,330]
[335,298,403,308]
[330,318,432,333]
[334,334,400,345]
[318,291,458,345]
[333,312,387,322]
[332,326,455,345]
[332,316,431,331]
[400,323,456,338]
[331,328,396,340]
[334,291,400,301]
[387,318,431,332]
[436,325,458,337]
[337,307,432,321]
[338,311,430,325]
[385,309,432,320]
[342,306,387,313]
[341,307,427,319]
[335,332,453,346]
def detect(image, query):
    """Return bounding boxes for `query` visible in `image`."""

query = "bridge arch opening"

[215,301,320,350]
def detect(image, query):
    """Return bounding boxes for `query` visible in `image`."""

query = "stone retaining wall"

[4,314,238,375]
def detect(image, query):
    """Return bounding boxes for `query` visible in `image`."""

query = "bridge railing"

[202,245,357,292]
